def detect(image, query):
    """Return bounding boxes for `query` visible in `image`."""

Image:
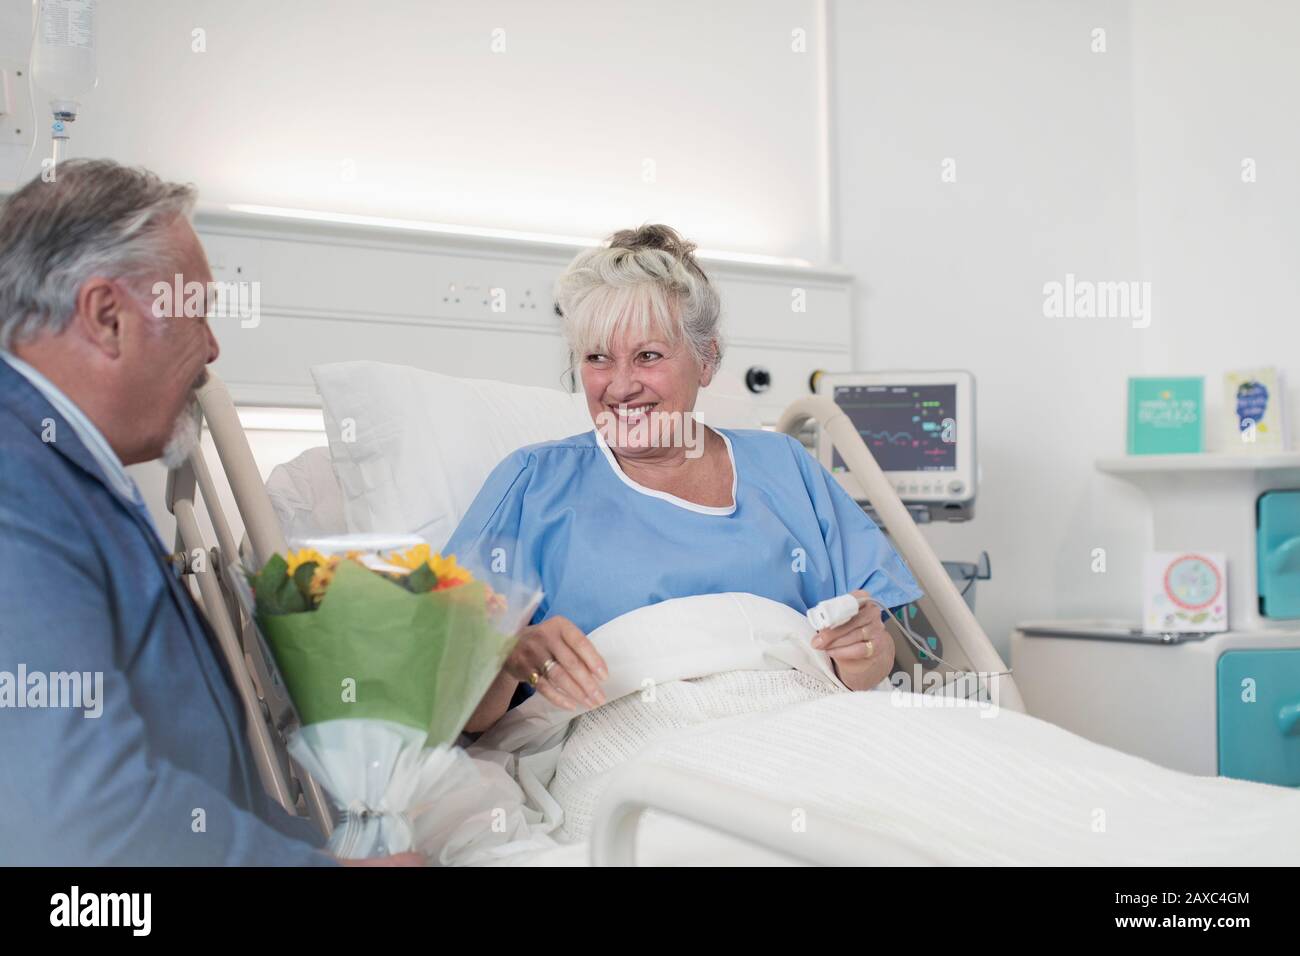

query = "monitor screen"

[831,383,957,472]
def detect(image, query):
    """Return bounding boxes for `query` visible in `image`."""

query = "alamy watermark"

[1042,273,1151,329]
[152,275,261,328]
[0,665,103,718]
[50,886,150,935]
[593,408,707,459]
[888,665,1001,718]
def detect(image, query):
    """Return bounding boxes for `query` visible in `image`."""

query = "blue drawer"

[1257,490,1300,619]
[1217,649,1300,786]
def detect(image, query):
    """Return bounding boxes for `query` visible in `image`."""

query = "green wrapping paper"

[257,560,518,746]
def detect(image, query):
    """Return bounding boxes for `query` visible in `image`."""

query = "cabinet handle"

[1279,701,1300,737]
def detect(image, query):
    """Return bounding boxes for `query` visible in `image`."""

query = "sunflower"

[387,543,433,572]
[309,562,337,601]
[285,548,329,577]
[428,552,474,590]
[386,544,475,589]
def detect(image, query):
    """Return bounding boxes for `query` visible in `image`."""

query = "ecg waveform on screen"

[859,430,916,445]
[831,384,958,473]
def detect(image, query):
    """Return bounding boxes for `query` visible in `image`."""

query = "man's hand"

[810,590,896,691]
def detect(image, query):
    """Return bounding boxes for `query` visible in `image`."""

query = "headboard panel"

[196,206,854,425]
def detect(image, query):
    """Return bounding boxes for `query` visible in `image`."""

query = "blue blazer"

[0,359,332,865]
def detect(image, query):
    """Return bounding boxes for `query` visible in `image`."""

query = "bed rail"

[167,372,334,837]
[777,395,1024,713]
[591,761,946,866]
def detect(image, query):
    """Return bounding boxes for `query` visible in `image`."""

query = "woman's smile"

[609,401,659,422]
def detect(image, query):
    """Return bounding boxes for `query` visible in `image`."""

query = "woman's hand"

[811,590,895,691]
[504,615,608,711]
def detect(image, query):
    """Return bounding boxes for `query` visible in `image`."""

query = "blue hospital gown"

[444,427,923,637]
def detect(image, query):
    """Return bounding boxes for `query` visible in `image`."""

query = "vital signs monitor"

[815,370,977,522]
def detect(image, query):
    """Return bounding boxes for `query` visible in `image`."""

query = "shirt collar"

[0,350,144,506]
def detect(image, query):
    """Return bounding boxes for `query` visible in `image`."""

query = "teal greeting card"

[1127,377,1204,455]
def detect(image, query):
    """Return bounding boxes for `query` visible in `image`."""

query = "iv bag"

[31,0,98,119]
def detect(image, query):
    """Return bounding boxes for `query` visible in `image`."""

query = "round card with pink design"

[1143,552,1228,633]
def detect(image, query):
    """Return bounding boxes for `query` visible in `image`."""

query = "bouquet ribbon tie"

[333,799,414,858]
[345,798,399,822]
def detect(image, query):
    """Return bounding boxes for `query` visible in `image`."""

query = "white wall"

[1131,0,1300,437]
[1,0,827,261]
[831,0,1150,655]
[831,0,1300,655]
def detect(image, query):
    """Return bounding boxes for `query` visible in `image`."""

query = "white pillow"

[265,446,349,541]
[312,361,593,548]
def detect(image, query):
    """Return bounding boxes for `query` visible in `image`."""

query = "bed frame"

[167,373,334,837]
[172,373,1023,859]
[780,396,1024,712]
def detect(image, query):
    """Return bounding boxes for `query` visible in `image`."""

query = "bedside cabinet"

[1217,648,1300,786]
[1010,622,1300,785]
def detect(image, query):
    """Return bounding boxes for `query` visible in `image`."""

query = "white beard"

[160,396,202,470]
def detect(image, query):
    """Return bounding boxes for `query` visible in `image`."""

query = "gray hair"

[554,223,723,372]
[0,159,197,350]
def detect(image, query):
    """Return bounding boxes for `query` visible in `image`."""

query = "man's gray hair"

[0,159,197,350]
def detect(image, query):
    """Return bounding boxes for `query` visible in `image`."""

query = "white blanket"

[455,592,844,861]
[434,592,1300,866]
[548,669,837,839]
[597,691,1300,865]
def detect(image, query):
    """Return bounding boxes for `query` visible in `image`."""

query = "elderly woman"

[452,225,921,732]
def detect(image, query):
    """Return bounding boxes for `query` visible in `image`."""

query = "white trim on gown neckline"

[592,425,738,516]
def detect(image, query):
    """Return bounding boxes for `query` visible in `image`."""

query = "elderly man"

[0,160,407,865]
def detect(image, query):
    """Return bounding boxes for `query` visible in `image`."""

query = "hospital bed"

[171,370,1299,865]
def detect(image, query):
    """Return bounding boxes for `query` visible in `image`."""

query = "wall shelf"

[1096,452,1300,475]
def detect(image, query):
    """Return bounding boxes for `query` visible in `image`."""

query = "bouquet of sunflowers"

[245,539,540,861]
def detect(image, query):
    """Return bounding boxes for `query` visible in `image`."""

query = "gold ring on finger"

[541,658,558,676]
